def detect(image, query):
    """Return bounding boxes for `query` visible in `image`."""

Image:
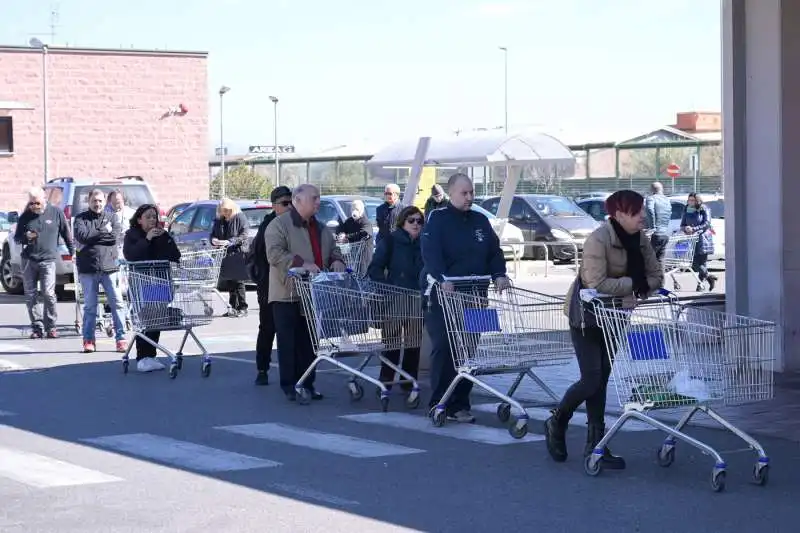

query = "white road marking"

[471,404,656,432]
[268,483,360,507]
[215,422,425,458]
[0,447,122,488]
[83,433,280,472]
[340,412,546,445]
[0,359,28,371]
[0,344,34,353]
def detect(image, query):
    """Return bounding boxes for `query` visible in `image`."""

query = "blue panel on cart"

[463,308,501,333]
[141,283,173,303]
[627,329,668,360]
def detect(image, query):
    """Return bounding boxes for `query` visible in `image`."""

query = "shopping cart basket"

[430,275,573,438]
[289,268,424,411]
[170,247,228,316]
[580,288,775,492]
[662,233,700,291]
[123,259,218,379]
[337,237,372,277]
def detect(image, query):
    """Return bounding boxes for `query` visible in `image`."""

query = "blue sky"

[2,0,722,155]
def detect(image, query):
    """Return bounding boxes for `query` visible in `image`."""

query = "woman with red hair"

[545,190,664,469]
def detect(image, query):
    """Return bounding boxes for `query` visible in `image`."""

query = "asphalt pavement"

[2,270,798,533]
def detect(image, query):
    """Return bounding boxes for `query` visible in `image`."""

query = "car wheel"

[0,254,24,295]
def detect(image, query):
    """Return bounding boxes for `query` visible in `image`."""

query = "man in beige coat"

[265,184,346,402]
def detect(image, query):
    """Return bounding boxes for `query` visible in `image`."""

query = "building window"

[0,117,12,154]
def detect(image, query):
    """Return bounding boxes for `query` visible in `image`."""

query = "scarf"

[610,218,649,298]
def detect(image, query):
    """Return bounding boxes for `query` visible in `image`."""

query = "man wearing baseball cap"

[248,185,293,385]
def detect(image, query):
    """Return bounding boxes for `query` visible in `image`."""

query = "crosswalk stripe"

[0,447,122,488]
[83,433,280,472]
[215,423,425,458]
[340,412,546,445]
[471,404,656,432]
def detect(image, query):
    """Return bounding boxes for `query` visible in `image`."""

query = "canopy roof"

[367,130,576,174]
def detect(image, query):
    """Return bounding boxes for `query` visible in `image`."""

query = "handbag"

[567,275,598,329]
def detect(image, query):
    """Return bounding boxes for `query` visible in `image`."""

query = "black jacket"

[367,228,423,290]
[13,204,74,262]
[336,215,373,243]
[375,202,400,245]
[248,211,277,287]
[123,226,181,263]
[73,209,122,274]
[424,196,448,219]
[210,212,249,249]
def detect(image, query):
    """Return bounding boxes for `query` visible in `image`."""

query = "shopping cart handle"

[442,275,493,283]
[579,288,611,302]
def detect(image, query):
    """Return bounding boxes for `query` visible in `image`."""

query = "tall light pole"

[218,85,230,198]
[269,95,280,186]
[30,38,49,182]
[498,46,508,134]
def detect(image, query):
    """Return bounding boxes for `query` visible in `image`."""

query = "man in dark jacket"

[375,183,401,245]
[14,187,74,339]
[423,184,448,220]
[645,181,672,261]
[249,185,293,385]
[73,188,126,354]
[421,173,510,423]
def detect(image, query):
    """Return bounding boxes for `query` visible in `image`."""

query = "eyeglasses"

[406,217,424,225]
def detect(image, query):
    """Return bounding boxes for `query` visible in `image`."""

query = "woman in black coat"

[367,205,425,396]
[210,198,250,317]
[123,203,181,373]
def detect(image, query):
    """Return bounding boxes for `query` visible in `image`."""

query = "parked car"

[469,203,524,261]
[164,202,193,226]
[2,176,159,296]
[317,195,383,242]
[481,194,599,262]
[577,197,686,227]
[0,212,11,250]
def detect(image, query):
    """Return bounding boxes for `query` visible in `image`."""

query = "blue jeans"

[80,272,126,342]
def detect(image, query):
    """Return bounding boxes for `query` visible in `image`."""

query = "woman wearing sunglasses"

[367,205,426,397]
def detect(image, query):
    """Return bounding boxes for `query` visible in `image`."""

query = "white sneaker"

[137,358,165,373]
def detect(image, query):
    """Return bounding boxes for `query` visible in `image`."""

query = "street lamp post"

[30,38,49,182]
[499,46,508,134]
[218,85,230,198]
[269,96,279,186]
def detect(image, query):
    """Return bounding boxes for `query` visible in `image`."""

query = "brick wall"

[0,46,208,211]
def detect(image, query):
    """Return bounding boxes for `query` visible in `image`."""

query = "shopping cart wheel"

[105,325,113,338]
[710,469,726,492]
[496,403,511,423]
[405,391,420,409]
[584,454,602,477]
[122,359,129,374]
[175,354,184,370]
[508,419,528,439]
[348,381,364,401]
[201,362,211,378]
[656,446,676,467]
[431,409,447,428]
[204,304,214,317]
[752,463,769,486]
[168,364,178,379]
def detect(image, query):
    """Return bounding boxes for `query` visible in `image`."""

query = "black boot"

[544,409,570,462]
[584,423,626,470]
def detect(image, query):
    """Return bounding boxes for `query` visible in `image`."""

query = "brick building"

[0,45,209,211]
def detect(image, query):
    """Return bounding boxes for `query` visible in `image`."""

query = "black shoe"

[584,423,626,470]
[222,310,239,318]
[254,371,269,386]
[309,389,323,401]
[544,409,570,462]
[707,275,717,292]
[285,391,297,402]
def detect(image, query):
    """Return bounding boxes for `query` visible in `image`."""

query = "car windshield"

[73,184,155,213]
[527,196,585,217]
[0,213,9,231]
[241,207,273,228]
[338,199,381,222]
[704,199,724,219]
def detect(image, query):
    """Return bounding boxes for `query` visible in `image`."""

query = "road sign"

[666,163,680,178]
[248,145,296,155]
[215,147,227,157]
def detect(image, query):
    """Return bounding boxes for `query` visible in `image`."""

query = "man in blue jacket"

[645,181,672,261]
[421,173,510,423]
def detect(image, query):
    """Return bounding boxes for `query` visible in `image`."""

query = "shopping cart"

[123,259,218,379]
[580,288,775,492]
[336,237,372,277]
[73,260,130,337]
[429,275,574,438]
[170,247,229,316]
[289,268,424,411]
[662,233,700,291]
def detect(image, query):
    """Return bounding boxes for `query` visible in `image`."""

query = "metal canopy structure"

[367,130,577,218]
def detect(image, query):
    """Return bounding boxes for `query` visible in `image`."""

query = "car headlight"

[550,228,572,240]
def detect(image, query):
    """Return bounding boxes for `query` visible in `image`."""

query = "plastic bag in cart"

[668,369,712,402]
[309,273,370,340]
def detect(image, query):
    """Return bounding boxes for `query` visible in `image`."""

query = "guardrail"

[500,240,581,278]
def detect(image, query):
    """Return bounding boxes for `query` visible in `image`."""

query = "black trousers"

[379,318,421,391]
[135,331,161,361]
[272,302,316,394]
[256,288,275,373]
[650,232,670,262]
[224,280,248,311]
[557,326,613,426]
[426,292,473,413]
[692,251,710,281]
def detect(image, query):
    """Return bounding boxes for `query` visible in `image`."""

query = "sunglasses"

[406,217,424,225]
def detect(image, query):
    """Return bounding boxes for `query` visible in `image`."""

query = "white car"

[667,194,725,261]
[470,204,525,261]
